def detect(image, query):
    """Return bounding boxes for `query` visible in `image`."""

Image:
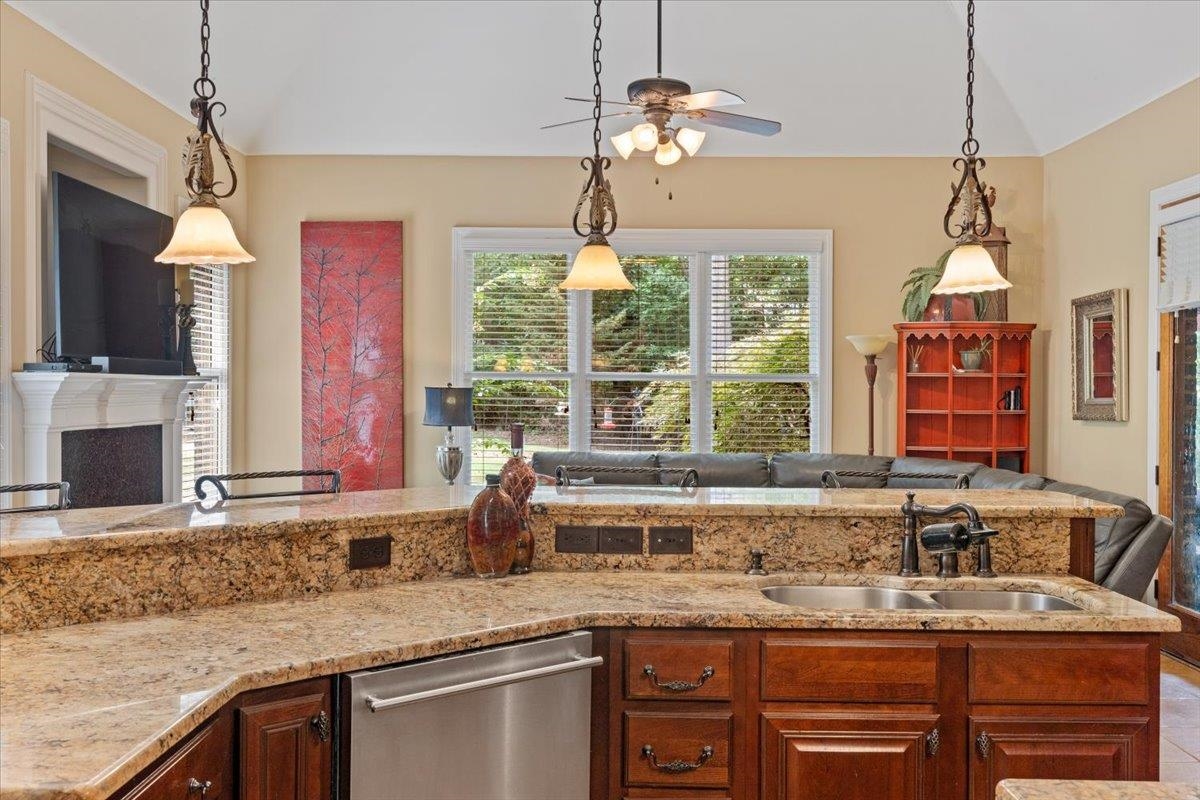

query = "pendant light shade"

[931,243,1011,295]
[611,131,637,160]
[631,122,659,151]
[675,127,706,157]
[561,237,633,291]
[156,203,254,265]
[654,138,682,166]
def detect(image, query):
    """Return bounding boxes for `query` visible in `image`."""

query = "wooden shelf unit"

[896,322,1036,471]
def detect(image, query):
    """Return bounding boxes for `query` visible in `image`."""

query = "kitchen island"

[0,486,1172,800]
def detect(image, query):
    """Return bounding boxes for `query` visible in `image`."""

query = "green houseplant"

[901,249,988,322]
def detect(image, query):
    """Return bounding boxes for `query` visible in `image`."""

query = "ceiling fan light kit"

[156,0,253,266]
[654,139,682,166]
[559,0,633,292]
[675,127,706,157]
[932,0,1012,296]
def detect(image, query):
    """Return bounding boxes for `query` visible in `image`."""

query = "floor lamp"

[846,335,891,456]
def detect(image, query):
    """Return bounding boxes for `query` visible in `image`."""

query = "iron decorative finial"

[571,0,618,244]
[942,0,993,245]
[183,0,239,208]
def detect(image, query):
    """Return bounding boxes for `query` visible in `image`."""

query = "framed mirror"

[1071,289,1129,421]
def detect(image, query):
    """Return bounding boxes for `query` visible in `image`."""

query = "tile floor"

[1161,654,1200,783]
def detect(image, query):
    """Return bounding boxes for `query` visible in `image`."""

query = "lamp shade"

[930,243,1012,295]
[654,139,682,166]
[846,334,891,357]
[611,131,636,160]
[423,385,474,427]
[675,127,706,157]
[155,202,255,265]
[631,123,659,151]
[559,239,633,290]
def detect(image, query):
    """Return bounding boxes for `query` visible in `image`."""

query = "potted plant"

[959,336,992,371]
[901,249,988,322]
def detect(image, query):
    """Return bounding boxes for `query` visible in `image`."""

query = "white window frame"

[1147,174,1200,511]
[451,228,833,479]
[181,263,233,501]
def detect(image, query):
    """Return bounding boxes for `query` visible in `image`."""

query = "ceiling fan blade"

[563,96,643,109]
[676,89,745,110]
[541,111,636,130]
[689,109,781,136]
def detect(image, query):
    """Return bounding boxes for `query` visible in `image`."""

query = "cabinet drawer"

[625,638,733,700]
[624,711,732,788]
[119,712,233,800]
[761,640,939,703]
[968,642,1150,705]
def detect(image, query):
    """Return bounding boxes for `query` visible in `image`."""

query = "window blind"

[711,254,812,374]
[592,255,690,373]
[1159,215,1200,312]
[182,264,231,502]
[471,253,568,372]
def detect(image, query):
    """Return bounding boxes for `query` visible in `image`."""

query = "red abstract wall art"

[301,221,404,490]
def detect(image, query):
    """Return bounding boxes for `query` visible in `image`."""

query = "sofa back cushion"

[1042,480,1152,583]
[887,457,983,489]
[657,452,770,488]
[770,453,895,488]
[970,467,1049,490]
[529,450,660,485]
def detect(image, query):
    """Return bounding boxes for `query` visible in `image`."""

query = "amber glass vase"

[466,475,519,578]
[499,423,537,574]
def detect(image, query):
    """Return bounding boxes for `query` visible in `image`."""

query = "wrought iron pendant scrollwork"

[942,0,993,246]
[184,0,239,208]
[571,0,618,246]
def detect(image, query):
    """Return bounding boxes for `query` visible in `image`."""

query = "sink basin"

[928,590,1082,612]
[760,585,939,610]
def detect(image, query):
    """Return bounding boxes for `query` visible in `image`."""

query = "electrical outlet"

[649,526,693,555]
[598,526,643,554]
[555,525,598,553]
[349,535,392,570]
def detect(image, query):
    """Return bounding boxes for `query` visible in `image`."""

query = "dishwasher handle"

[365,654,605,712]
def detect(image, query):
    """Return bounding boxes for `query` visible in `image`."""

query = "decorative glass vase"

[466,475,518,579]
[499,423,538,574]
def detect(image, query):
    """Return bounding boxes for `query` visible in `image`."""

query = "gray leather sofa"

[530,450,1172,600]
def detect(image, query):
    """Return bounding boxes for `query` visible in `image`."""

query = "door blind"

[1159,215,1200,312]
[182,264,231,502]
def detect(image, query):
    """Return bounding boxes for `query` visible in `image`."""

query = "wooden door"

[967,716,1149,800]
[120,711,234,800]
[760,712,940,800]
[238,679,332,800]
[1157,309,1200,664]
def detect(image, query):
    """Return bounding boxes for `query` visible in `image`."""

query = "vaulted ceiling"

[8,0,1199,157]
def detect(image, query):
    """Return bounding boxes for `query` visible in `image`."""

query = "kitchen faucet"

[899,492,998,578]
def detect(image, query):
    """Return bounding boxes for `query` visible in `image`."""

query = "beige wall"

[1042,79,1200,500]
[244,155,1044,486]
[0,2,250,477]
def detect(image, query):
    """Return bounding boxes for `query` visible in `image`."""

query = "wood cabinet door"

[968,716,1150,800]
[238,680,332,800]
[760,712,940,800]
[120,711,234,800]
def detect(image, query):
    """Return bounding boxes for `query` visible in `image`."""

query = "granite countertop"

[0,571,1175,800]
[0,485,1123,558]
[997,780,1200,799]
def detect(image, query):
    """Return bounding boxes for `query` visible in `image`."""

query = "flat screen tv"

[51,172,174,362]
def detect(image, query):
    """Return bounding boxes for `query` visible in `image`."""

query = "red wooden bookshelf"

[895,322,1036,471]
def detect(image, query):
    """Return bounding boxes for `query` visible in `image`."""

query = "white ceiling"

[8,0,1199,157]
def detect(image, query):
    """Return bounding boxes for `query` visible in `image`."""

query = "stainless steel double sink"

[760,585,1083,612]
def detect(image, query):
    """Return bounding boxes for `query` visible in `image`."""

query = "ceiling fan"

[543,0,782,165]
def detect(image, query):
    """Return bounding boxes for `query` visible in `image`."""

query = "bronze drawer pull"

[311,710,331,742]
[187,779,212,797]
[925,728,940,757]
[641,744,714,773]
[976,731,991,759]
[643,664,715,692]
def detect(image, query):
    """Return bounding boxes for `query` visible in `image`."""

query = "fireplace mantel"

[13,372,208,505]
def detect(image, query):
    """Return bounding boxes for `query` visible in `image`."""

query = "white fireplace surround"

[13,373,207,506]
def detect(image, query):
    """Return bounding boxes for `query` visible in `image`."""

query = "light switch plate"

[349,536,392,569]
[555,525,598,553]
[649,526,693,555]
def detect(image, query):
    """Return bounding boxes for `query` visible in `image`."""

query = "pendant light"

[560,0,633,291]
[156,0,254,265]
[931,0,1010,296]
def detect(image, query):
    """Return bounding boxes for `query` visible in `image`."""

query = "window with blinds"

[181,265,231,501]
[456,230,830,482]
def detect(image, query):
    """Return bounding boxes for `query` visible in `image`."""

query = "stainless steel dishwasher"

[345,631,601,799]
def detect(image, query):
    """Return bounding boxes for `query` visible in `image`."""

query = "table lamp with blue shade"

[423,384,475,485]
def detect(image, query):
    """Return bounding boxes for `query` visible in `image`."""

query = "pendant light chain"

[184,0,237,202]
[591,0,603,161]
[962,0,979,157]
